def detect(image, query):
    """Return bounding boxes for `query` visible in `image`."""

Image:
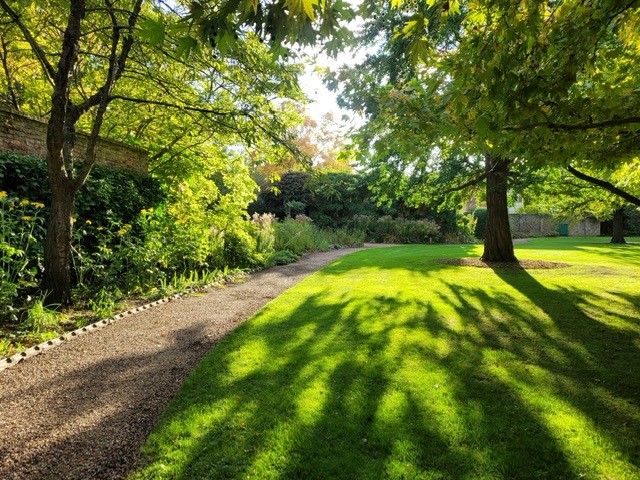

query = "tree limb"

[438,170,488,195]
[566,165,640,206]
[108,94,243,116]
[505,117,640,132]
[0,0,56,81]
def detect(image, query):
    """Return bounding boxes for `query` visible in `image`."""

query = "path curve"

[0,247,372,480]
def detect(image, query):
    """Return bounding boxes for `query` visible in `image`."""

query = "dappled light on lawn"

[132,238,640,479]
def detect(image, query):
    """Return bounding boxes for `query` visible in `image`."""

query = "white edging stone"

[0,293,187,372]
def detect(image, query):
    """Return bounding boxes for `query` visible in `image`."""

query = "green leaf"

[175,36,198,59]
[137,18,165,47]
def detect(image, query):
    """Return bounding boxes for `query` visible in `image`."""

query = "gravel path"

[0,247,371,480]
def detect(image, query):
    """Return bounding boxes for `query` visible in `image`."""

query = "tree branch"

[505,117,640,132]
[438,170,488,195]
[108,94,242,116]
[566,165,640,206]
[0,0,56,80]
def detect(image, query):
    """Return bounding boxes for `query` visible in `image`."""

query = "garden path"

[0,246,376,480]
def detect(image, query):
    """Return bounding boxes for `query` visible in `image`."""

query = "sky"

[295,1,369,134]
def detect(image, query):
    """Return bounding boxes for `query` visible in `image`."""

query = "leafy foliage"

[0,192,45,320]
[473,207,488,240]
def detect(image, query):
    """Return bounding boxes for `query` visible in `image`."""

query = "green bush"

[269,249,300,266]
[473,207,488,240]
[275,218,321,255]
[624,205,640,235]
[0,193,46,320]
[273,217,364,258]
[347,215,442,244]
[0,152,165,228]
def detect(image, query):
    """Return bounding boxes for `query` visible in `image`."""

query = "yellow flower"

[0,191,7,198]
[117,228,127,236]
[22,216,32,221]
[85,219,92,225]
[33,202,45,209]
[20,199,30,206]
[97,226,105,231]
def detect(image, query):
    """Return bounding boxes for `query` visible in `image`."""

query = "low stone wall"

[509,214,557,238]
[0,108,148,175]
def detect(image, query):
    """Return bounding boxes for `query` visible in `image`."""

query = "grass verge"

[132,237,640,479]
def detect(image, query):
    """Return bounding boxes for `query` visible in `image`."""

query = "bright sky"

[296,1,368,134]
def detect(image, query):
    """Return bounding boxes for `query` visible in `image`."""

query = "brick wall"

[0,109,148,175]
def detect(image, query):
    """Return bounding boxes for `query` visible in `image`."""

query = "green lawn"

[132,237,640,479]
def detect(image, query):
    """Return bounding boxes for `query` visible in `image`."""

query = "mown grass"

[131,237,640,479]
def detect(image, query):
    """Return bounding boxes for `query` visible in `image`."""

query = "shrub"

[270,249,300,266]
[0,193,45,320]
[0,152,165,228]
[274,218,320,255]
[284,200,306,217]
[273,217,364,258]
[473,207,488,240]
[224,228,260,269]
[347,215,442,244]
[624,205,640,235]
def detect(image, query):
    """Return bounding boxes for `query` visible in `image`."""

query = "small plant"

[21,299,64,335]
[0,338,11,357]
[270,249,300,266]
[88,289,120,319]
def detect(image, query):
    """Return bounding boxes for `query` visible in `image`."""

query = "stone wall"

[508,213,557,238]
[567,217,601,237]
[0,109,148,175]
[509,213,602,237]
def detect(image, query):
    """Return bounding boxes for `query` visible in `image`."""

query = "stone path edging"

[0,273,245,372]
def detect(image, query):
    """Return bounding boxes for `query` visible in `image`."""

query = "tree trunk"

[43,179,75,305]
[481,155,517,262]
[610,207,626,244]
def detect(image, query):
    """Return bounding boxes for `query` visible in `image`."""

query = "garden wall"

[566,217,601,237]
[509,213,601,237]
[0,108,148,175]
[508,213,557,238]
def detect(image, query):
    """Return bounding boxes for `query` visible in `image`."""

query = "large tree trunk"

[43,180,75,305]
[481,155,517,262]
[610,207,626,244]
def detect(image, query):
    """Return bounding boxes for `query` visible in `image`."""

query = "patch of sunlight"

[227,338,270,382]
[245,422,298,479]
[575,292,640,332]
[294,376,331,425]
[279,321,319,353]
[492,362,637,477]
[384,442,445,480]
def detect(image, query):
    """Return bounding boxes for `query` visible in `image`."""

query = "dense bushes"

[0,154,367,325]
[250,170,471,240]
[624,205,640,235]
[0,152,165,228]
[0,193,45,320]
[473,207,488,240]
[348,215,442,244]
[273,217,364,262]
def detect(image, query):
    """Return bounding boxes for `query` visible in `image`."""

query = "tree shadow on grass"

[136,288,596,479]
[440,265,640,472]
